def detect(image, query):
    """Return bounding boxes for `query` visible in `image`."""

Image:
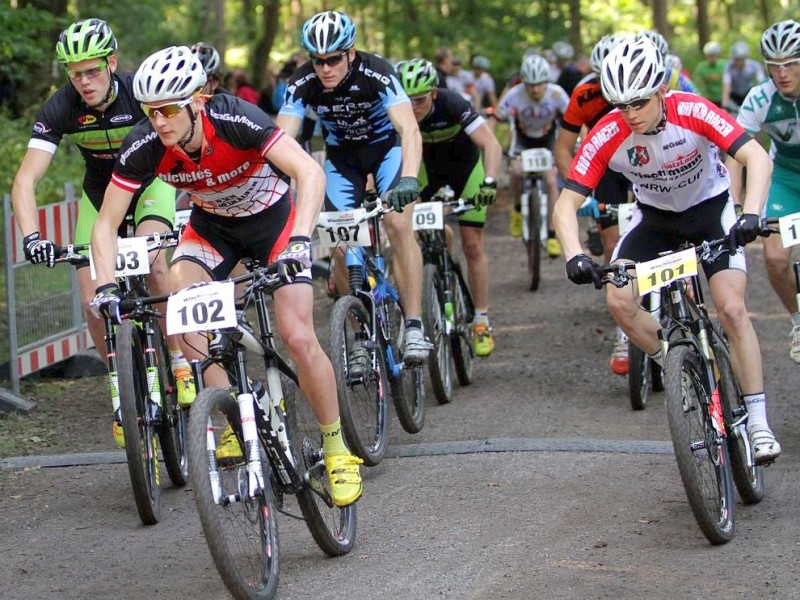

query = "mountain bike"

[54,230,186,525]
[318,195,426,466]
[519,147,553,291]
[149,262,356,599]
[413,191,476,404]
[602,236,764,544]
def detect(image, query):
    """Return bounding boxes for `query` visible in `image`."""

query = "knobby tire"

[451,263,475,386]
[385,296,426,434]
[423,264,453,404]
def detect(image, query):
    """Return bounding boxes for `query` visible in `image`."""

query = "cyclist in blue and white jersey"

[276,10,429,364]
[727,20,800,362]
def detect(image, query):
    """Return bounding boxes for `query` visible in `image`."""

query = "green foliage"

[0,5,60,83]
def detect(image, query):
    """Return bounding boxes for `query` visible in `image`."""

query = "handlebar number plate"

[412,202,444,230]
[316,209,370,248]
[89,236,151,279]
[166,281,237,335]
[636,247,697,296]
[778,212,800,249]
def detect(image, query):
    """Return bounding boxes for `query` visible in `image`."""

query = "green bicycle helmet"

[55,18,117,64]
[395,58,438,96]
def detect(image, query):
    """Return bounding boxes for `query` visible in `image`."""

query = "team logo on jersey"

[776,121,797,143]
[79,115,97,126]
[32,122,51,135]
[111,114,133,124]
[627,146,650,167]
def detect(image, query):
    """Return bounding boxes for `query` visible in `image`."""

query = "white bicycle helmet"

[590,33,630,74]
[601,37,665,104]
[703,41,722,56]
[551,40,575,61]
[191,42,221,76]
[761,20,800,60]
[472,55,490,70]
[520,54,550,85]
[134,46,207,103]
[301,11,356,54]
[730,41,750,59]
[636,30,669,57]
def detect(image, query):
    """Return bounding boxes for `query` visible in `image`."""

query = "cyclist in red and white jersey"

[553,37,781,464]
[90,46,363,507]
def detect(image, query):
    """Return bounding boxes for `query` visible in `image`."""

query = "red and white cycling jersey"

[112,94,290,217]
[565,91,751,212]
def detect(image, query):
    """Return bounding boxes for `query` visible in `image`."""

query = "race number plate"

[166,281,237,335]
[778,212,800,248]
[316,209,370,248]
[636,247,698,296]
[89,236,150,279]
[412,202,444,230]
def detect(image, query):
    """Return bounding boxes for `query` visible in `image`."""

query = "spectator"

[722,41,765,110]
[694,41,726,106]
[434,46,454,88]
[232,69,259,104]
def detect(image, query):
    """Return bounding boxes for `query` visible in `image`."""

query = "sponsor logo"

[32,122,51,135]
[110,114,133,124]
[676,101,734,137]
[78,115,97,126]
[119,131,158,165]
[357,63,391,85]
[627,145,650,167]
[662,138,686,151]
[574,121,620,175]
[663,149,699,170]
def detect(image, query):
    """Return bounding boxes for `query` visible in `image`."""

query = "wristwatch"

[483,177,497,187]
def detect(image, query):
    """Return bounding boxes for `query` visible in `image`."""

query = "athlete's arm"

[553,187,589,260]
[274,113,304,141]
[554,127,579,180]
[387,102,423,178]
[468,122,502,180]
[729,138,772,216]
[91,182,135,287]
[264,134,326,237]
[11,148,55,237]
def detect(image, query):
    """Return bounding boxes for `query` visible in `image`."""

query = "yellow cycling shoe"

[509,209,523,238]
[546,237,562,258]
[113,420,125,449]
[175,367,196,407]
[216,424,244,461]
[473,323,495,357]
[325,452,364,507]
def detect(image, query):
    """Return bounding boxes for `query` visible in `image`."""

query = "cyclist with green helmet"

[11,19,191,448]
[395,58,502,356]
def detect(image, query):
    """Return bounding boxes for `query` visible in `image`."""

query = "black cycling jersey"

[29,72,146,210]
[418,88,483,169]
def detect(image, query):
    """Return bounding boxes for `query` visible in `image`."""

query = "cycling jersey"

[723,59,766,105]
[279,51,409,147]
[666,69,699,94]
[112,94,290,218]
[566,91,750,212]
[737,79,800,171]
[561,74,613,133]
[497,82,569,140]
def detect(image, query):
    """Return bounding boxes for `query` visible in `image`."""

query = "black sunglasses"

[310,51,348,68]
[613,97,651,112]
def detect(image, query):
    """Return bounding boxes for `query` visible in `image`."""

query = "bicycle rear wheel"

[451,263,475,386]
[385,296,426,434]
[712,330,764,505]
[284,377,357,557]
[525,186,542,292]
[422,263,454,404]
[627,341,651,411]
[329,295,390,466]
[151,322,188,488]
[664,345,735,545]
[116,321,162,525]
[188,388,280,600]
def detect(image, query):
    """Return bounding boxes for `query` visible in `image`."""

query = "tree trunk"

[567,0,582,55]
[696,0,709,51]
[252,0,281,90]
[652,0,671,40]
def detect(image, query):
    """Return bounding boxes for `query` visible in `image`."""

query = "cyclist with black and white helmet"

[553,40,583,95]
[727,19,800,363]
[722,40,765,111]
[276,10,430,367]
[190,42,228,95]
[636,29,669,57]
[11,19,184,448]
[498,53,568,257]
[555,32,633,376]
[396,57,503,357]
[90,46,364,507]
[553,36,781,464]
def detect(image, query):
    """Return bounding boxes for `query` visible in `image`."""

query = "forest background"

[0,0,796,205]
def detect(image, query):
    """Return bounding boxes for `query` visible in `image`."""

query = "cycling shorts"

[419,159,487,228]
[323,137,402,211]
[510,130,556,156]
[593,168,631,230]
[73,178,176,264]
[172,197,307,283]
[765,162,800,219]
[612,192,745,280]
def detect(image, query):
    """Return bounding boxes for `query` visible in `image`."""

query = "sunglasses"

[612,97,652,112]
[409,93,432,104]
[310,51,348,68]
[765,58,800,72]
[140,95,196,119]
[66,59,108,81]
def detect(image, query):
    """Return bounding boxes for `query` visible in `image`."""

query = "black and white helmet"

[551,40,575,61]
[520,54,550,85]
[761,20,800,60]
[134,46,207,103]
[601,37,665,104]
[191,42,221,76]
[636,30,669,57]
[590,33,630,74]
[730,41,750,59]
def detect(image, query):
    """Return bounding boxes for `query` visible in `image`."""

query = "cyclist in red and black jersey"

[90,46,363,507]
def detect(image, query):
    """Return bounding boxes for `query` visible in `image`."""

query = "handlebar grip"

[119,298,138,314]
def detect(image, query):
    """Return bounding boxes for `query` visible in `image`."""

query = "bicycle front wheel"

[713,331,764,505]
[329,295,390,466]
[116,321,162,525]
[664,345,735,545]
[187,388,280,600]
[451,263,475,386]
[627,341,651,411]
[525,186,542,292]
[284,377,357,557]
[385,296,425,434]
[422,264,454,404]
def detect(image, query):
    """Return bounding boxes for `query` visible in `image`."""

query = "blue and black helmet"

[301,11,356,54]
